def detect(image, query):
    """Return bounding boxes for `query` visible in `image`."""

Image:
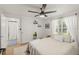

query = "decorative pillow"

[63,35,72,43]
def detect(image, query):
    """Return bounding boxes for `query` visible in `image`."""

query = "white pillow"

[53,34,64,42]
[51,34,73,43]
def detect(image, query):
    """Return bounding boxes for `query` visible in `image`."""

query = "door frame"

[8,21,18,46]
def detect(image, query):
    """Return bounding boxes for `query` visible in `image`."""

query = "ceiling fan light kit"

[40,15,45,17]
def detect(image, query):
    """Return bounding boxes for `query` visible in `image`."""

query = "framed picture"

[38,24,41,27]
[45,24,50,29]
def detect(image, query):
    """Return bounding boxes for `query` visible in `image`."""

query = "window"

[56,19,67,34]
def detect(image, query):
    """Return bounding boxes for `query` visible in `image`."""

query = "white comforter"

[29,38,79,55]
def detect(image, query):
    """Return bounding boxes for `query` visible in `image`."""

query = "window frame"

[56,19,67,34]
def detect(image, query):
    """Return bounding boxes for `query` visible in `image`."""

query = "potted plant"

[33,32,37,39]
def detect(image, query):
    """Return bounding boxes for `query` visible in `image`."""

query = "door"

[8,21,18,46]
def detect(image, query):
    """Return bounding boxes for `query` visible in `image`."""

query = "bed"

[27,37,79,55]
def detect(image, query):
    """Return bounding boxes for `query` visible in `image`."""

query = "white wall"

[77,13,79,46]
[21,16,34,43]
[43,18,52,37]
[1,15,7,48]
[21,16,47,43]
[0,16,1,48]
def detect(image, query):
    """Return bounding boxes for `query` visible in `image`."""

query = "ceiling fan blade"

[44,14,47,17]
[44,11,56,14]
[28,10,39,13]
[35,15,40,17]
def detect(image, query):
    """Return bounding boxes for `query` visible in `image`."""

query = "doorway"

[8,21,18,46]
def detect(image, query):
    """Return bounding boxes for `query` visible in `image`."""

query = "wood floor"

[6,43,28,55]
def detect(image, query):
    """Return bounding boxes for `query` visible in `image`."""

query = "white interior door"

[8,21,18,46]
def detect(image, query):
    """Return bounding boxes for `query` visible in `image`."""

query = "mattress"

[28,38,79,55]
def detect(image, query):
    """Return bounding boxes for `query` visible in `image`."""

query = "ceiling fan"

[28,4,56,17]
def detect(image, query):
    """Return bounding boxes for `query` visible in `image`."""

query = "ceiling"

[0,4,79,18]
